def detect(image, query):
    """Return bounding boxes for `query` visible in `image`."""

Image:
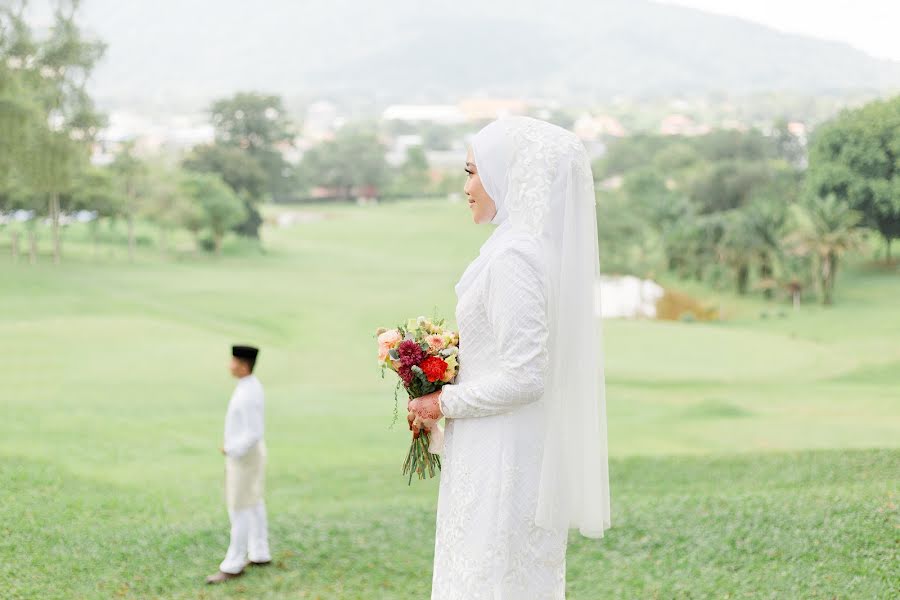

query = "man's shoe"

[206,570,243,584]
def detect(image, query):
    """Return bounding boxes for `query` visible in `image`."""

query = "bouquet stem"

[402,431,442,485]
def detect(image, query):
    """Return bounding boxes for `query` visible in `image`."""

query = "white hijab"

[457,117,611,538]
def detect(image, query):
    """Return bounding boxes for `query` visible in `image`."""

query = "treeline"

[596,98,899,306]
[0,3,447,262]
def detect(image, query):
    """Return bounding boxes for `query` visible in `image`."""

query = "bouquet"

[377,316,459,484]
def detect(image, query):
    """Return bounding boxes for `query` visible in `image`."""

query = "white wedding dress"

[431,117,611,600]
[434,235,567,599]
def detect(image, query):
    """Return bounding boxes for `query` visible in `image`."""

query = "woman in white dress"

[408,117,611,599]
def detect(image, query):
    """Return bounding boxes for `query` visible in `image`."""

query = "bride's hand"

[408,391,443,436]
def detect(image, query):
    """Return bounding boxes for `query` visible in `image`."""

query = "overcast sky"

[660,0,900,61]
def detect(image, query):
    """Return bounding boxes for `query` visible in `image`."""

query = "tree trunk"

[91,222,99,259]
[821,252,836,306]
[50,192,61,264]
[11,231,19,262]
[793,290,800,311]
[28,228,37,264]
[106,220,115,259]
[760,260,773,299]
[667,255,678,272]
[127,211,135,263]
[736,264,749,295]
[887,237,893,262]
[830,253,839,302]
[214,232,223,255]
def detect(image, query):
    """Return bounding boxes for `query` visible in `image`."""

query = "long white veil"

[470,117,611,538]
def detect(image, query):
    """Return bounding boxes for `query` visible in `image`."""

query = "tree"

[652,142,700,172]
[771,119,806,168]
[183,143,266,238]
[620,167,696,274]
[745,196,790,298]
[0,172,33,261]
[69,165,122,257]
[807,96,900,261]
[689,160,772,214]
[17,0,106,264]
[778,252,815,311]
[786,195,867,306]
[209,92,295,205]
[301,127,387,199]
[421,124,455,151]
[387,145,430,196]
[0,8,39,190]
[110,141,145,262]
[691,129,775,163]
[179,172,247,255]
[211,92,293,151]
[719,210,756,295]
[0,2,105,263]
[594,134,680,179]
[666,213,725,282]
[138,165,192,256]
[596,193,656,275]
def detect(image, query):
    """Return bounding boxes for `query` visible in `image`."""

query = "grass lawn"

[1,199,897,599]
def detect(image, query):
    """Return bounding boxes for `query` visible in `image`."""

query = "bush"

[656,289,718,321]
[199,236,216,253]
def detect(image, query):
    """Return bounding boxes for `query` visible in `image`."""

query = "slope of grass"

[1,199,898,598]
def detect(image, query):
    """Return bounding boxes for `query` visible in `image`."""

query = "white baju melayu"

[219,374,271,574]
[431,118,611,599]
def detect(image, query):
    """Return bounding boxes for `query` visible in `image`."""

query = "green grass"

[1,200,898,599]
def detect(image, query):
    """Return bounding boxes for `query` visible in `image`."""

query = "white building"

[382,104,465,124]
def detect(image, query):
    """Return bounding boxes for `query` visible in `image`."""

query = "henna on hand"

[410,392,442,421]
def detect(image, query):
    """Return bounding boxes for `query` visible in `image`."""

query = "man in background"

[206,345,271,584]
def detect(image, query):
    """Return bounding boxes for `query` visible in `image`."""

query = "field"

[1,200,897,599]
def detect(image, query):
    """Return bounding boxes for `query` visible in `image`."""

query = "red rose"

[420,356,449,383]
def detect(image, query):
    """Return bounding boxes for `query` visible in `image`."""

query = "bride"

[408,117,611,599]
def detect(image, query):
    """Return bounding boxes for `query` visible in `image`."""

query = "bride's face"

[464,148,497,224]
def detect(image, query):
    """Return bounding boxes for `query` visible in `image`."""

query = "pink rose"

[377,329,403,361]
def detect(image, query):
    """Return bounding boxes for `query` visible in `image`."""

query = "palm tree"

[744,197,789,299]
[719,210,755,295]
[786,195,866,305]
[718,199,787,297]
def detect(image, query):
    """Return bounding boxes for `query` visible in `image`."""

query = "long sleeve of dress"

[440,245,549,419]
[224,387,264,458]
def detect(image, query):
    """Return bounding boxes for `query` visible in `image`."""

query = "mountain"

[73,0,900,105]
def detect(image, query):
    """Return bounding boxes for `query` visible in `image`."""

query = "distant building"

[382,104,465,124]
[659,114,709,136]
[574,113,627,140]
[386,134,425,166]
[458,98,528,122]
[303,100,340,142]
[92,109,214,161]
[276,140,302,166]
[787,121,809,147]
[787,121,807,137]
[426,150,464,170]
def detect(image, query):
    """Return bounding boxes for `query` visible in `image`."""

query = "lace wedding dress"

[434,235,568,599]
[431,117,611,599]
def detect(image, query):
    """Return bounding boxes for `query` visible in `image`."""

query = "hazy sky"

[660,0,900,61]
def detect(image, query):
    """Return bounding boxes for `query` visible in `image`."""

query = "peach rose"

[426,334,446,353]
[377,329,403,362]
